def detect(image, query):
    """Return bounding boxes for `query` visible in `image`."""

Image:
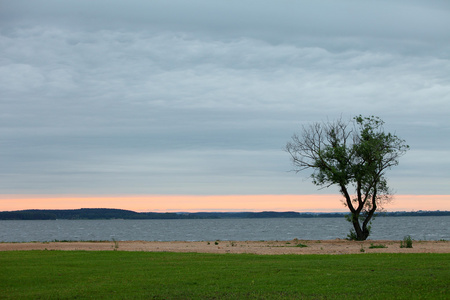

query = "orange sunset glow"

[1,194,448,213]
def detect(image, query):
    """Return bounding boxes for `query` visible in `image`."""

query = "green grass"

[1,251,448,299]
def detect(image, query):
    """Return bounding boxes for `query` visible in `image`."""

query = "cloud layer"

[1,0,449,197]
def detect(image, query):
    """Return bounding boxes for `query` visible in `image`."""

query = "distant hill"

[0,208,448,220]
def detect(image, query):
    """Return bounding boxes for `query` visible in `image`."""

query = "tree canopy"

[286,115,409,240]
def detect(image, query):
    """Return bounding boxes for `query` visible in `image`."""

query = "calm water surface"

[0,216,448,242]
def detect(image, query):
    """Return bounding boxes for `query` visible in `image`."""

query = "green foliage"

[369,244,387,249]
[1,251,448,299]
[400,235,413,248]
[308,115,408,206]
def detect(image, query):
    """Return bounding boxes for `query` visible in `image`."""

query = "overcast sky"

[1,0,449,200]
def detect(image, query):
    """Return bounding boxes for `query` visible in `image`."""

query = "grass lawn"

[1,251,448,299]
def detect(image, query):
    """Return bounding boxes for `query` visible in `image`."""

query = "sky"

[1,0,449,212]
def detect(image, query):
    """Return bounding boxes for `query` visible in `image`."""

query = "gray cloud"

[3,0,449,43]
[1,0,449,196]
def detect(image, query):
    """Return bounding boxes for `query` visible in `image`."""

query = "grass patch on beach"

[1,251,448,299]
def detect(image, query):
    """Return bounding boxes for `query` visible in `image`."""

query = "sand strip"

[0,239,448,254]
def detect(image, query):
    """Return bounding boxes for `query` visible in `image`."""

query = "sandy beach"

[1,239,448,255]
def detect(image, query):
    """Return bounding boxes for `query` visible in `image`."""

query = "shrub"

[400,235,413,248]
[346,229,358,241]
[112,238,119,251]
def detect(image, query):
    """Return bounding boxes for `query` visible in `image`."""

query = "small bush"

[400,235,413,248]
[296,243,308,248]
[369,243,387,249]
[112,238,119,251]
[346,229,358,241]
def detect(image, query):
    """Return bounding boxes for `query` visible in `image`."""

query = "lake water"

[0,216,448,242]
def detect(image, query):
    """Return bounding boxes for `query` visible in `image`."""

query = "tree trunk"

[351,213,373,240]
[362,190,378,239]
[351,213,367,241]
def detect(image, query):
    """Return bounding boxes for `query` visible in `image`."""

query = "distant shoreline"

[0,208,448,220]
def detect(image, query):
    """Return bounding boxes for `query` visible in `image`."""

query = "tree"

[285,115,409,240]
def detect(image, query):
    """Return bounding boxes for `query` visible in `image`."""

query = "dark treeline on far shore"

[0,208,449,220]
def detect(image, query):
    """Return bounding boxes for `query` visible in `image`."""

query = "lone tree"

[286,115,409,240]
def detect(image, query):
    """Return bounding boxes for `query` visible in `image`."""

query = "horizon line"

[2,207,448,214]
[1,194,449,213]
